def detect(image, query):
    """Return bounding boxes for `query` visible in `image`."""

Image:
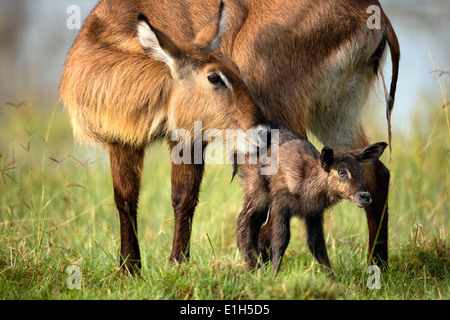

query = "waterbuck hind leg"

[169,142,205,264]
[312,123,390,270]
[109,144,145,274]
[305,214,335,280]
[364,160,390,269]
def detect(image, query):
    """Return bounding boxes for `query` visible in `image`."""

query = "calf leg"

[169,142,205,264]
[236,199,269,269]
[305,214,334,280]
[269,201,291,274]
[257,218,272,263]
[109,144,145,274]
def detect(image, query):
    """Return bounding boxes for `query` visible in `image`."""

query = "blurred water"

[0,0,448,133]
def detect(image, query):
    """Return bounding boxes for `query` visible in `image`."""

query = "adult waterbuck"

[60,0,399,272]
[60,1,269,273]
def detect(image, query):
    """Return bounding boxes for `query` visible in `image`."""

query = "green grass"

[0,100,448,300]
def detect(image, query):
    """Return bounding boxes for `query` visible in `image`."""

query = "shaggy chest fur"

[268,166,341,220]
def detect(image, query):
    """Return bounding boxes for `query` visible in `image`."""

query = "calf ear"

[320,146,334,172]
[355,142,388,163]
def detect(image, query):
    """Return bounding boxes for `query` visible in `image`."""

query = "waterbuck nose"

[358,191,372,204]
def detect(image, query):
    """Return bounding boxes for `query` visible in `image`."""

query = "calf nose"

[358,191,372,204]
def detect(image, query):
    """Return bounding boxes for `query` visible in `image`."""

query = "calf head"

[320,142,388,208]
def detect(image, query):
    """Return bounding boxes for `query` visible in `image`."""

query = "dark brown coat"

[236,122,387,278]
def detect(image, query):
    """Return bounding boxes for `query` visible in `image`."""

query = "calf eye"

[208,74,225,86]
[338,170,347,177]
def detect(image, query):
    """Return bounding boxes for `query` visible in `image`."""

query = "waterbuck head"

[136,2,268,153]
[320,142,388,208]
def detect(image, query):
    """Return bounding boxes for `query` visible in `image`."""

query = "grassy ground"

[0,100,448,300]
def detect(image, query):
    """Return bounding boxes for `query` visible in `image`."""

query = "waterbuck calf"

[236,123,387,278]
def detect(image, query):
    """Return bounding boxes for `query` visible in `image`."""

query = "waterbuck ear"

[136,14,182,68]
[320,146,334,172]
[355,142,388,164]
[193,1,227,50]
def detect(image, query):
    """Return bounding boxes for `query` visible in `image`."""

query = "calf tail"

[231,161,238,183]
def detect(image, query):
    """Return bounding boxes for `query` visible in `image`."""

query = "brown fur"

[109,144,145,273]
[236,122,387,278]
[59,0,400,271]
[59,0,267,147]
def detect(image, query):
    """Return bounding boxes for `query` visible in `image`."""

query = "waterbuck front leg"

[109,144,145,274]
[169,142,205,264]
[305,214,335,280]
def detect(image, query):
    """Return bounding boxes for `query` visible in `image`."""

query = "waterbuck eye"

[338,170,347,177]
[208,73,224,86]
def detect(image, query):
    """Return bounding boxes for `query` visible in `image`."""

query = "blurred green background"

[0,0,448,299]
